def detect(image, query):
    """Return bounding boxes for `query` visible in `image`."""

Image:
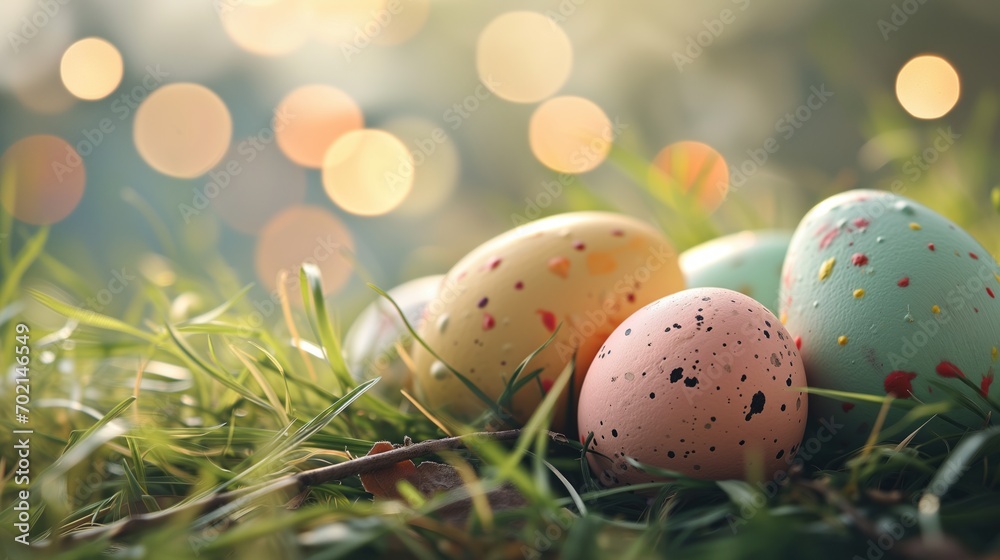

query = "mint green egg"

[780,190,999,452]
[680,230,791,313]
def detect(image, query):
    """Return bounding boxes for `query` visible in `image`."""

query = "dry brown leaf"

[358,440,527,525]
[359,442,419,500]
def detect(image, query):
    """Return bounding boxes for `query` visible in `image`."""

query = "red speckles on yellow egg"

[411,212,685,430]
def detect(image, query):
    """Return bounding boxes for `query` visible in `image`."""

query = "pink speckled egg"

[578,288,808,485]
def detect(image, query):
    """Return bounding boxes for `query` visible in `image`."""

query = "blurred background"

[2,0,999,327]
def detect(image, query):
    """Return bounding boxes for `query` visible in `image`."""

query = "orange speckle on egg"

[586,251,617,275]
[837,335,848,346]
[909,222,922,230]
[547,256,571,278]
[853,288,865,298]
[931,305,941,314]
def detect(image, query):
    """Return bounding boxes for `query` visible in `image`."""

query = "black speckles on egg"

[744,391,766,421]
[577,287,808,485]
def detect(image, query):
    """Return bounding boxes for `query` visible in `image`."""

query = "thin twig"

[47,429,566,547]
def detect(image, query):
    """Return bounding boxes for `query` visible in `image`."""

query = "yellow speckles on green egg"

[837,335,848,346]
[909,222,922,231]
[818,257,836,281]
[932,305,941,314]
[853,288,865,299]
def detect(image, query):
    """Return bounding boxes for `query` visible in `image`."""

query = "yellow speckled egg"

[411,212,685,429]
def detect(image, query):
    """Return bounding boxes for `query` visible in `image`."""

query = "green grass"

[2,246,999,560]
[3,113,1000,559]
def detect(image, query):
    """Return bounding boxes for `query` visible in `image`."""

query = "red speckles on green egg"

[578,288,807,485]
[780,189,1000,451]
[935,361,965,378]
[884,371,917,398]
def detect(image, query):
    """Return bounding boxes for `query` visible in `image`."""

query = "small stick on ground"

[49,429,567,547]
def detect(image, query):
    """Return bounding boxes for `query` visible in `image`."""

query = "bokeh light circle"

[380,117,459,216]
[372,0,430,46]
[895,55,960,120]
[1,135,86,225]
[529,96,613,174]
[255,205,355,297]
[322,129,413,216]
[307,0,429,47]
[134,83,233,178]
[59,37,123,101]
[13,68,76,115]
[650,141,729,212]
[275,85,364,168]
[476,11,573,103]
[220,0,309,57]
[209,141,308,234]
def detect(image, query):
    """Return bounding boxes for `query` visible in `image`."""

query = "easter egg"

[680,230,792,313]
[411,212,685,429]
[780,189,1000,450]
[343,275,444,398]
[578,288,808,485]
